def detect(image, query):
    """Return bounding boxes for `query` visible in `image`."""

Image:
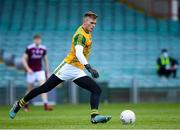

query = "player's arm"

[75,45,88,65]
[74,34,99,78]
[22,53,33,74]
[43,54,50,76]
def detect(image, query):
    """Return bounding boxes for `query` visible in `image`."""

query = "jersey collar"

[82,26,90,34]
[33,43,40,48]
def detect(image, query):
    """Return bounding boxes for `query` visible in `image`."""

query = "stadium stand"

[0,0,180,90]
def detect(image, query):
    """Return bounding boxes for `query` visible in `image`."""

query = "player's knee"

[94,85,102,96]
[97,86,102,95]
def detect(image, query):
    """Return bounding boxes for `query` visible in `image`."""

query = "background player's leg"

[27,83,33,93]
[18,74,63,107]
[25,73,34,112]
[24,83,33,111]
[73,76,101,117]
[39,80,53,111]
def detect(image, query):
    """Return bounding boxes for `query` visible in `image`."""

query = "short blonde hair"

[84,11,98,19]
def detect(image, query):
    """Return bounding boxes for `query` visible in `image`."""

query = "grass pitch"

[1,103,180,129]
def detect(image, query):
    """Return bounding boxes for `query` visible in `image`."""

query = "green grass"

[1,103,180,129]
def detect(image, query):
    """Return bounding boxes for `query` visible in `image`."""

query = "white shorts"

[27,70,46,84]
[54,61,87,81]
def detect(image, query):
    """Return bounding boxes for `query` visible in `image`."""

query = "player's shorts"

[54,61,87,81]
[27,70,46,84]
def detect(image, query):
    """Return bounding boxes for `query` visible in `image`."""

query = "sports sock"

[91,109,99,118]
[18,98,26,107]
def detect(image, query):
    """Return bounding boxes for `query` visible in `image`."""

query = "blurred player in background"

[22,35,52,111]
[157,48,178,78]
[9,11,111,124]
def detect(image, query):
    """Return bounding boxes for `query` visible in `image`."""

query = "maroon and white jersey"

[25,43,47,72]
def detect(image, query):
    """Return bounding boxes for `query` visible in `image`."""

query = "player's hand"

[27,68,33,74]
[85,64,99,78]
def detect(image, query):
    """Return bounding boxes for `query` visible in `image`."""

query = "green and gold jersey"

[64,25,92,69]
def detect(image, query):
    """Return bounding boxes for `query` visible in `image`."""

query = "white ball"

[120,110,136,124]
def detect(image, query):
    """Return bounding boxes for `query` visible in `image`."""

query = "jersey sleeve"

[75,45,88,65]
[74,34,86,47]
[43,49,47,56]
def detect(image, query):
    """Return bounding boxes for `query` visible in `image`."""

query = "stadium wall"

[1,81,180,105]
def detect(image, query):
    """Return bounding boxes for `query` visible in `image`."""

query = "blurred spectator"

[157,49,178,78]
